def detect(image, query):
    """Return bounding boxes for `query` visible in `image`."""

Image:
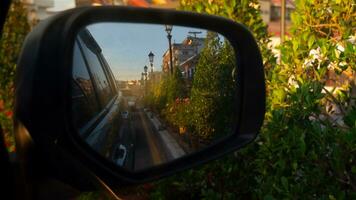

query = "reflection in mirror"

[71,23,238,171]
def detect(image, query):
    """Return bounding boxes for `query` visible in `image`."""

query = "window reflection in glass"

[71,42,99,129]
[78,33,114,108]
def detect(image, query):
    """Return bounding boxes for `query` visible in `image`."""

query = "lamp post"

[144,65,148,80]
[165,24,173,75]
[144,65,148,96]
[148,51,154,73]
[141,72,145,84]
[281,0,286,44]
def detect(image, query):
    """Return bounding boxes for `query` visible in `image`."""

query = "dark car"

[71,28,123,159]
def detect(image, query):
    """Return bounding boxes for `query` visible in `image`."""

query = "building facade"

[259,0,295,37]
[162,36,205,80]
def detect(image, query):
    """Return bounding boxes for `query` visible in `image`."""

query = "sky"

[86,23,208,81]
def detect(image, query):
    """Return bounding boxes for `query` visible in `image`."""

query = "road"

[111,109,171,171]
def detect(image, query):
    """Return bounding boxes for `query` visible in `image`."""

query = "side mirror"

[15,6,265,188]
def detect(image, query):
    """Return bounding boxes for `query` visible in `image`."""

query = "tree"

[0,1,30,152]
[145,67,186,110]
[189,32,237,142]
[166,68,187,102]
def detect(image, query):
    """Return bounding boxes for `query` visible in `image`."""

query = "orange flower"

[5,110,13,118]
[4,136,16,153]
[175,98,180,104]
[127,0,149,7]
[4,138,11,148]
[142,183,154,191]
[0,100,4,111]
[184,98,190,104]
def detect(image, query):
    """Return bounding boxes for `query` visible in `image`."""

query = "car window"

[99,55,118,94]
[78,37,114,108]
[72,42,100,128]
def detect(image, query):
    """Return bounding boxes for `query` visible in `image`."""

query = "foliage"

[145,67,186,112]
[145,31,237,146]
[180,0,277,74]
[159,68,189,127]
[150,0,356,199]
[0,1,30,152]
[144,67,189,136]
[189,32,237,141]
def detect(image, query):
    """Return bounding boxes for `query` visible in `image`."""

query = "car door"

[72,32,121,160]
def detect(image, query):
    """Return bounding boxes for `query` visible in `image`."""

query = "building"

[179,54,200,80]
[75,0,120,6]
[258,0,295,62]
[269,0,294,36]
[21,0,54,23]
[21,0,122,25]
[21,0,79,26]
[76,0,179,7]
[162,36,205,80]
[259,0,295,37]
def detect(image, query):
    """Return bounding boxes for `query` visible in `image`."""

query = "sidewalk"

[144,111,186,159]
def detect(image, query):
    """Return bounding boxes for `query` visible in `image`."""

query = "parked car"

[72,28,122,155]
[112,144,127,166]
[121,111,129,119]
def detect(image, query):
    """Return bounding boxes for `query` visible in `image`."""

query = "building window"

[271,6,292,21]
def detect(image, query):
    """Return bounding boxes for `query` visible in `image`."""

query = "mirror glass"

[71,22,238,171]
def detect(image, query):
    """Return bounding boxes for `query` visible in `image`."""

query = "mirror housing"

[15,6,265,187]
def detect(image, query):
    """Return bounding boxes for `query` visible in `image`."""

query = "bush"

[189,32,237,141]
[146,32,237,144]
[150,0,356,199]
[0,1,30,152]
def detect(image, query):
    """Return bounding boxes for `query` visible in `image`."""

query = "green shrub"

[189,32,237,141]
[150,0,356,199]
[0,1,30,152]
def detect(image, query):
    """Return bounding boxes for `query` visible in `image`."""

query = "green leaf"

[302,32,309,41]
[299,133,306,155]
[308,35,315,48]
[292,40,299,52]
[264,194,275,200]
[281,177,288,190]
[292,162,298,170]
[352,166,356,174]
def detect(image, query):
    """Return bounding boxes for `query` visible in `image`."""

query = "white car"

[121,111,129,119]
[113,144,127,166]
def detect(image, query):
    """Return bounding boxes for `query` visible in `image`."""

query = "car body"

[72,28,123,158]
[121,111,129,119]
[112,144,127,166]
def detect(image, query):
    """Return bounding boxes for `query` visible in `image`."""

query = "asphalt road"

[111,109,171,171]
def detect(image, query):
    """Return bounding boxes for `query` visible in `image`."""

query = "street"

[110,109,172,171]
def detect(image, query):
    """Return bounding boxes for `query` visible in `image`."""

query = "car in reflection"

[71,28,131,163]
[121,111,129,119]
[112,144,127,166]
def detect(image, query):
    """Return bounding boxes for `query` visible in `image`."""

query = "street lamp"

[148,51,154,73]
[141,72,145,83]
[144,65,148,80]
[165,24,174,75]
[143,65,148,96]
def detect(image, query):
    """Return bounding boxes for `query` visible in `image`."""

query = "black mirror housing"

[15,6,265,188]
